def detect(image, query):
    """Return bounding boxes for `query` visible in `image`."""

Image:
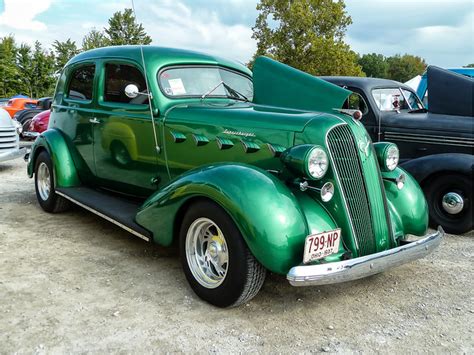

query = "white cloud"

[345,0,474,67]
[139,1,256,63]
[0,0,52,31]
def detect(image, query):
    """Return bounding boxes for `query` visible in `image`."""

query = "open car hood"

[428,66,473,117]
[252,56,351,113]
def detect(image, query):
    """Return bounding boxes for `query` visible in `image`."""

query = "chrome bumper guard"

[22,131,40,140]
[0,147,26,163]
[287,226,444,287]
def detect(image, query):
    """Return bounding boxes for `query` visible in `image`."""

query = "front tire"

[180,200,266,307]
[424,174,472,234]
[34,151,71,213]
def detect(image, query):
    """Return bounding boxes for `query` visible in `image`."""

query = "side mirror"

[124,84,140,99]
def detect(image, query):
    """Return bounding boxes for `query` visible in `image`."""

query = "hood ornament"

[358,135,371,157]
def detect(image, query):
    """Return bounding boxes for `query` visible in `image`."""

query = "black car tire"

[18,111,37,125]
[180,200,266,307]
[424,174,472,234]
[34,150,71,213]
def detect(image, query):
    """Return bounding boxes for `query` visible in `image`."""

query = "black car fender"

[400,153,474,185]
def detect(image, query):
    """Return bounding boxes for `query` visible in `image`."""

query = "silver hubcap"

[185,217,229,289]
[37,162,51,201]
[442,192,464,215]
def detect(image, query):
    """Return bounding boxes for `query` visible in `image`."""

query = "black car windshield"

[372,88,424,111]
[158,66,253,100]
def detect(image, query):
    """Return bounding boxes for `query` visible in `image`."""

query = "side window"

[104,63,148,104]
[343,92,368,114]
[68,65,95,101]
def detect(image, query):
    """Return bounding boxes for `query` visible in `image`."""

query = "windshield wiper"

[200,81,249,102]
[222,82,249,102]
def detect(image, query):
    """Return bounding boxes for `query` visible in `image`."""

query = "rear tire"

[179,200,266,307]
[34,151,71,213]
[424,174,472,234]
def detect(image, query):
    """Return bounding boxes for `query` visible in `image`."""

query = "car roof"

[319,76,414,92]
[67,45,251,76]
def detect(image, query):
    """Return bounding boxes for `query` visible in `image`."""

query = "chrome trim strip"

[55,190,150,242]
[384,134,474,147]
[287,226,443,286]
[385,131,474,141]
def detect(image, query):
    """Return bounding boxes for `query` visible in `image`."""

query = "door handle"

[89,117,101,124]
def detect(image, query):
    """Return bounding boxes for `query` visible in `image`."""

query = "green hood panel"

[253,56,351,113]
[165,102,328,132]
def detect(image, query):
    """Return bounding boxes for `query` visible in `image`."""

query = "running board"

[56,187,152,242]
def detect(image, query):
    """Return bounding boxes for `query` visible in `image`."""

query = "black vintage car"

[322,67,473,234]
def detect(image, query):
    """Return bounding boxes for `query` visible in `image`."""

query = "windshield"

[372,88,424,111]
[158,66,253,100]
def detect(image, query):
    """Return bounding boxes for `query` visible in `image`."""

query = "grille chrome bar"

[327,125,376,256]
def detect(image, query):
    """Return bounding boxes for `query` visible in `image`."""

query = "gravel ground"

[0,155,473,354]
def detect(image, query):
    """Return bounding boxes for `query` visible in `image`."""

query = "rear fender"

[27,128,81,188]
[136,163,337,274]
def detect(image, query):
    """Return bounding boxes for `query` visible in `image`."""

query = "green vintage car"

[26,46,443,307]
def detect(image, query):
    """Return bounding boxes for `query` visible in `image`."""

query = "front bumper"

[287,226,444,286]
[0,147,26,163]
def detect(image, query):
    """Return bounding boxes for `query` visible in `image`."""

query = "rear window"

[67,65,95,101]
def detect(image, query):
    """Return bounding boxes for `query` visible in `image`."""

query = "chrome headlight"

[281,144,329,180]
[374,142,399,172]
[307,146,328,179]
[13,119,22,135]
[385,145,399,171]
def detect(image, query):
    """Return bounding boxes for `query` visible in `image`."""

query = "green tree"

[463,63,474,68]
[82,29,108,51]
[30,41,56,97]
[0,35,23,97]
[251,0,363,76]
[52,39,80,72]
[386,54,427,82]
[358,53,388,78]
[104,8,152,46]
[16,44,34,97]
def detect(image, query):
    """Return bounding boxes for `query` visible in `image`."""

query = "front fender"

[383,167,428,237]
[400,153,474,184]
[27,128,81,188]
[135,163,337,274]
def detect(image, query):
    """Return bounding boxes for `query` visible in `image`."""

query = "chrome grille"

[327,124,375,256]
[0,128,17,150]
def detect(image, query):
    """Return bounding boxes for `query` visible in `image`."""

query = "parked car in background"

[3,98,38,118]
[13,97,52,134]
[23,110,50,140]
[27,46,442,307]
[0,108,25,163]
[416,67,474,107]
[322,70,473,234]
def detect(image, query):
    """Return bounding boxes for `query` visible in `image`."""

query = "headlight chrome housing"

[281,144,329,180]
[306,146,329,179]
[374,142,399,172]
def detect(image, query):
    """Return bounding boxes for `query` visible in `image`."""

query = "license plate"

[303,229,341,264]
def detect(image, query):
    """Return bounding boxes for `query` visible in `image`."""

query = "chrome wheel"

[37,162,51,201]
[442,192,464,215]
[185,217,229,289]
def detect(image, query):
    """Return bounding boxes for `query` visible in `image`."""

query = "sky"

[0,0,472,67]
